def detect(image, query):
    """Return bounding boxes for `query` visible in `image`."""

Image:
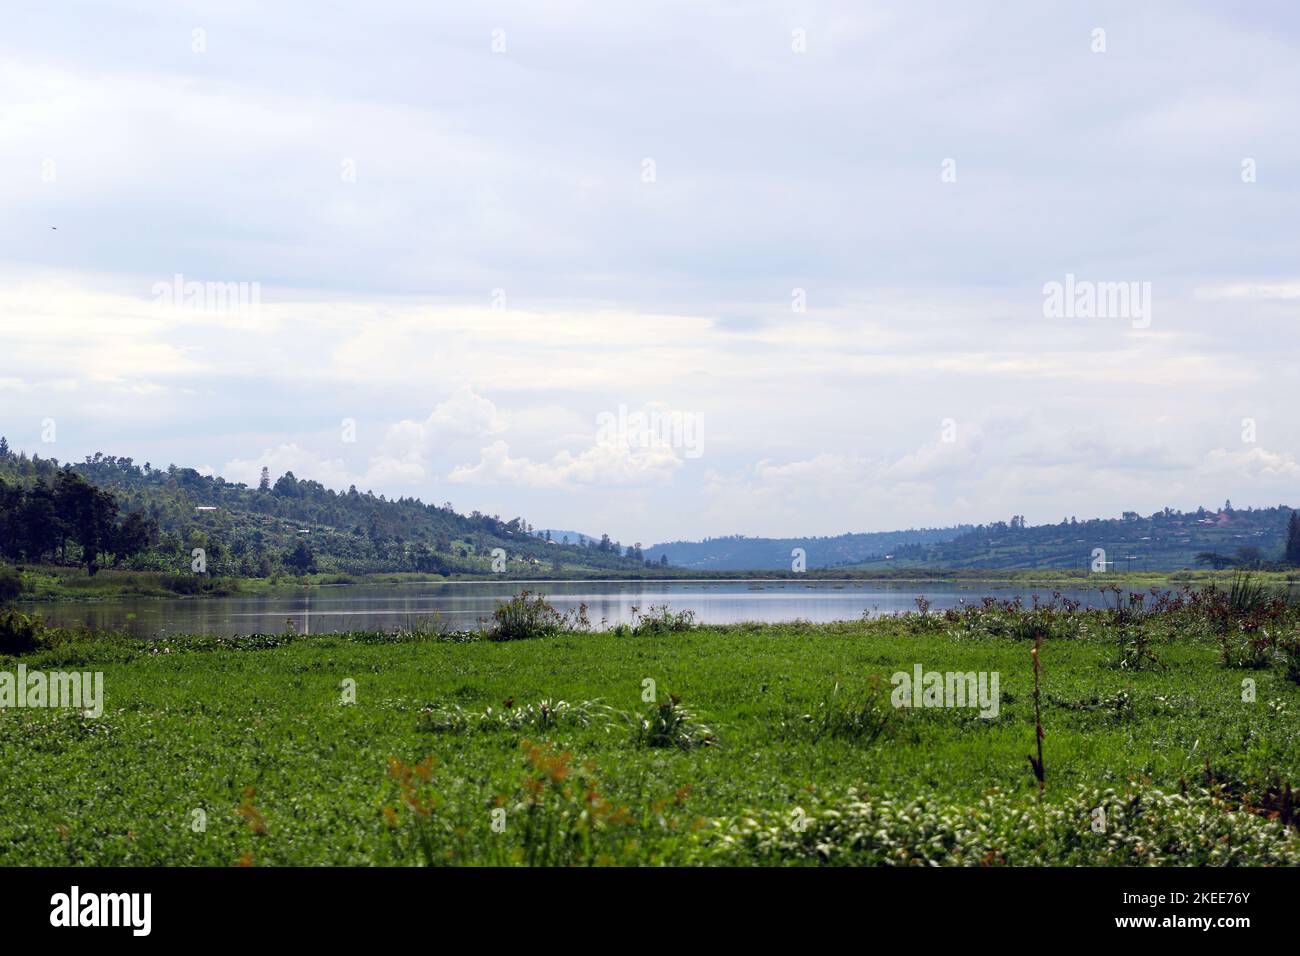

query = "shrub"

[486,592,587,641]
[628,694,716,750]
[0,609,45,655]
[629,605,696,636]
[158,574,236,596]
[0,564,23,603]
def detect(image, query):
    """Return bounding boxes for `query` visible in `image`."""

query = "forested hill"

[645,527,971,571]
[647,505,1300,572]
[849,506,1297,572]
[0,439,648,578]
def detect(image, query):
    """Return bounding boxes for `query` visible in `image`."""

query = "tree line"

[0,439,652,577]
[0,470,156,575]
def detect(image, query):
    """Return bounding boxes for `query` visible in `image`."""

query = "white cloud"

[1201,447,1300,483]
[222,444,356,490]
[450,439,683,489]
[364,386,509,483]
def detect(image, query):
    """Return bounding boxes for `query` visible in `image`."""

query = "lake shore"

[13,563,1297,604]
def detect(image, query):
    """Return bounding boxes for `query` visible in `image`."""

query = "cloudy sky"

[2,1,1298,543]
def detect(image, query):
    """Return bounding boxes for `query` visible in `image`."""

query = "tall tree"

[54,470,118,574]
[284,540,316,575]
[112,511,158,564]
[1286,511,1300,566]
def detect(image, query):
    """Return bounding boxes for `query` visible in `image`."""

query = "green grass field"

[2,590,1299,866]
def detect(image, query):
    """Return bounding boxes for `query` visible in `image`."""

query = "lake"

[28,579,1119,638]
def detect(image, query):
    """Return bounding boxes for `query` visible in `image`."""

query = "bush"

[628,694,716,750]
[0,564,22,603]
[158,574,237,596]
[486,592,587,641]
[629,604,696,635]
[0,609,45,655]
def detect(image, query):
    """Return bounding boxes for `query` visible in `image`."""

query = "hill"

[648,505,1298,573]
[645,528,971,571]
[0,438,648,579]
[862,506,1295,572]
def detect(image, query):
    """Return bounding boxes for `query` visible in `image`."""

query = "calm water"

[28,580,1117,639]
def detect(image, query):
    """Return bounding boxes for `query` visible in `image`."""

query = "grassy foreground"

[2,588,1300,866]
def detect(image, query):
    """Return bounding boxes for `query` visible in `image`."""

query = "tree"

[1194,551,1233,570]
[54,471,118,575]
[1234,545,1263,569]
[111,511,157,564]
[1286,511,1300,566]
[284,541,316,575]
[0,563,22,603]
[15,484,65,563]
[408,543,448,575]
[258,467,271,492]
[367,513,386,555]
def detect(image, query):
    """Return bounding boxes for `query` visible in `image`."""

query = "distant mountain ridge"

[645,527,970,571]
[648,504,1298,572]
[872,505,1295,571]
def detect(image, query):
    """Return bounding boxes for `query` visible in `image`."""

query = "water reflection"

[28,580,1124,639]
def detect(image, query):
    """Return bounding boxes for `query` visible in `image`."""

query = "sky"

[2,1,1298,545]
